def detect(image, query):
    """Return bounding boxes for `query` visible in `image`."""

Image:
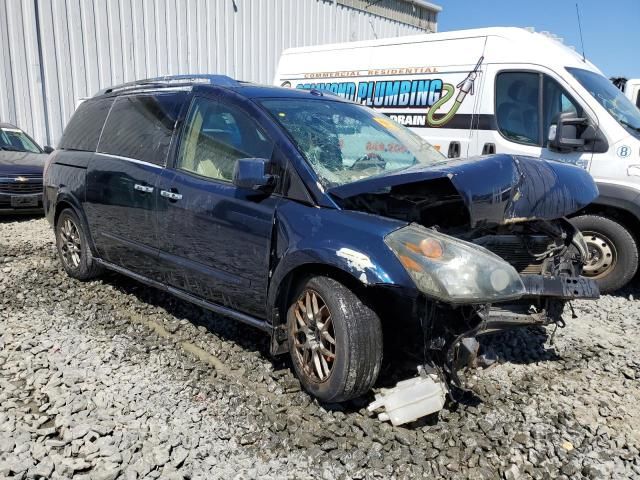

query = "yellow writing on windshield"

[373,117,400,131]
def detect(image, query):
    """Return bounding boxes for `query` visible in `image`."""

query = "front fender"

[267,201,417,314]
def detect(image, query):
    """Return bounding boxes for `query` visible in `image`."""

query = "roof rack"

[97,74,240,96]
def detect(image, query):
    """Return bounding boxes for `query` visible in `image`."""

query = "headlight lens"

[385,224,525,303]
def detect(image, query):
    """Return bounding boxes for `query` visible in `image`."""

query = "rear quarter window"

[58,98,114,151]
[97,93,186,166]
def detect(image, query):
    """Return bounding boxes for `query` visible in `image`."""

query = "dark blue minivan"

[45,75,599,403]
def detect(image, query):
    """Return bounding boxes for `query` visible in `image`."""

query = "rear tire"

[55,208,103,280]
[570,214,638,293]
[287,276,383,402]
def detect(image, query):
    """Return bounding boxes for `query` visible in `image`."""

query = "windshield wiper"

[620,120,640,133]
[0,146,23,152]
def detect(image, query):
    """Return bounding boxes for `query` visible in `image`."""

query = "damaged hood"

[329,154,599,227]
[0,151,47,176]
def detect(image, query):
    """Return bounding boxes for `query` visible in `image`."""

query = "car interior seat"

[497,80,539,144]
[193,106,242,181]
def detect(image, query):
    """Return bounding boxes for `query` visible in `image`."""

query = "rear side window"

[59,98,114,151]
[98,93,186,165]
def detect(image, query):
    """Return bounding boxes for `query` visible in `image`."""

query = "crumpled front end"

[329,155,599,407]
[331,154,601,406]
[399,216,599,399]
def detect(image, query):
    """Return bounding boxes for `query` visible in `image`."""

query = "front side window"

[60,98,114,151]
[496,72,540,145]
[260,98,445,188]
[0,127,41,153]
[568,67,640,140]
[542,76,583,147]
[496,72,585,148]
[176,97,274,182]
[98,93,186,165]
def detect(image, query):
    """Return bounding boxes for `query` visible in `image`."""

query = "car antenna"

[575,2,586,62]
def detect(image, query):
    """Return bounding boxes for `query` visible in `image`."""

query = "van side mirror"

[548,111,587,152]
[43,146,54,154]
[232,158,276,191]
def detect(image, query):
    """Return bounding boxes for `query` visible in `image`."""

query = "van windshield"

[260,98,446,187]
[568,67,640,140]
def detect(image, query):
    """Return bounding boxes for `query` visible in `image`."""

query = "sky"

[436,0,640,79]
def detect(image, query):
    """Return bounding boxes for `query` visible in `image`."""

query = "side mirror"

[43,146,54,154]
[548,111,587,152]
[232,158,276,191]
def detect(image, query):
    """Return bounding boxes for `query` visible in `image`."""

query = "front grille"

[473,235,551,274]
[0,173,42,178]
[0,179,43,194]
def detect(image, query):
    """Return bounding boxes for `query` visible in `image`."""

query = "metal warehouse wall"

[0,0,432,147]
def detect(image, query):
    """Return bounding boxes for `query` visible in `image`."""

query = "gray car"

[0,123,52,214]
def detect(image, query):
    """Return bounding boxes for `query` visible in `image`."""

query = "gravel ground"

[1,216,639,480]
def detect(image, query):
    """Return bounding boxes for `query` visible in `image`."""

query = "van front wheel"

[570,215,638,293]
[287,276,383,403]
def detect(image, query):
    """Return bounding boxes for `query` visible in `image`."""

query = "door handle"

[160,189,182,201]
[134,184,154,193]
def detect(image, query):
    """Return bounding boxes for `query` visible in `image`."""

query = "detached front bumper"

[471,274,598,334]
[442,273,598,389]
[520,274,599,300]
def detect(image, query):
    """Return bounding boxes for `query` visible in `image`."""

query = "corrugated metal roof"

[337,0,439,31]
[0,0,434,146]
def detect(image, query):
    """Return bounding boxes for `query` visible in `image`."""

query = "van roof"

[279,27,601,74]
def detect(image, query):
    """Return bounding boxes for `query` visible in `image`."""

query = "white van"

[275,27,640,292]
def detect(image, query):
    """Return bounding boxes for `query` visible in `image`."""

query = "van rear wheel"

[55,209,103,281]
[287,276,383,403]
[570,215,638,293]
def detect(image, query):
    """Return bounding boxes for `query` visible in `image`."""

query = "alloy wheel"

[292,289,336,382]
[59,217,82,269]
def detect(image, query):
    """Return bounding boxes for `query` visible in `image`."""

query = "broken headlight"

[385,224,526,304]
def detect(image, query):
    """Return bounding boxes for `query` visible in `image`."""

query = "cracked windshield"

[261,98,445,187]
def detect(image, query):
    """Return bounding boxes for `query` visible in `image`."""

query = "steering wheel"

[349,153,386,171]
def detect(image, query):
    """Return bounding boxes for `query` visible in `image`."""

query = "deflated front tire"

[287,276,383,402]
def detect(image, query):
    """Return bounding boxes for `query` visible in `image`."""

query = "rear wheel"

[55,209,103,280]
[570,215,638,293]
[287,276,383,402]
